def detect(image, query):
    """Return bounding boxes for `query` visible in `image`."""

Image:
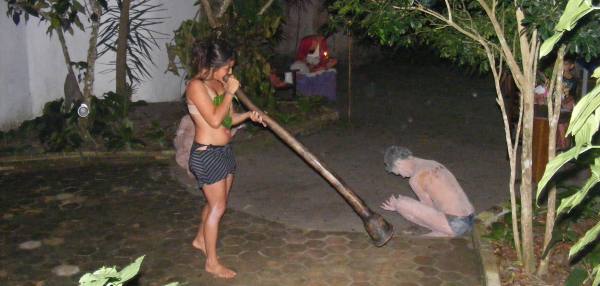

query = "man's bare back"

[381,146,475,237]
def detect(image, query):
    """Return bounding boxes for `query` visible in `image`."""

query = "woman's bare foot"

[205,261,236,279]
[192,238,206,255]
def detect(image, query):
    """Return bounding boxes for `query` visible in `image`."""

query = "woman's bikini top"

[187,80,233,128]
[187,81,217,115]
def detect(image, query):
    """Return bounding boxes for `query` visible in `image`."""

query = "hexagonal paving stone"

[256,267,283,280]
[304,281,329,286]
[413,255,434,265]
[284,233,308,244]
[259,247,285,258]
[323,254,348,266]
[246,233,267,242]
[222,235,248,246]
[398,283,419,286]
[417,265,440,276]
[324,244,350,255]
[350,282,373,286]
[347,249,371,260]
[347,240,371,250]
[437,271,463,282]
[349,270,371,282]
[324,235,350,245]
[286,243,308,254]
[280,262,307,273]
[305,249,328,260]
[306,239,327,249]
[260,238,286,248]
[305,230,327,239]
[393,270,422,282]
[219,245,245,256]
[419,276,444,286]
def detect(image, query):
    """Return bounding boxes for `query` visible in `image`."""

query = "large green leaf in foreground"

[536,146,592,202]
[569,221,600,263]
[539,0,594,57]
[556,168,599,217]
[568,85,600,136]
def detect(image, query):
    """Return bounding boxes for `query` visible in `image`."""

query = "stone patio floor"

[0,157,482,286]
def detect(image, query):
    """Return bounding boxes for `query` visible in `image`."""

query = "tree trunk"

[83,1,102,103]
[538,46,565,276]
[57,29,83,109]
[520,85,536,273]
[79,0,103,147]
[115,0,131,98]
[488,52,523,262]
[514,8,538,273]
[199,0,218,28]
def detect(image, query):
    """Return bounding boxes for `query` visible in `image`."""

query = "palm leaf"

[536,146,593,203]
[567,82,600,136]
[539,0,594,58]
[569,221,600,263]
[555,170,599,218]
[97,0,166,86]
[574,109,600,153]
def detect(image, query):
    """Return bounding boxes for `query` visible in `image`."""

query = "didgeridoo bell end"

[363,213,394,247]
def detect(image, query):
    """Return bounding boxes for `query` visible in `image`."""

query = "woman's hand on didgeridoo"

[249,111,267,127]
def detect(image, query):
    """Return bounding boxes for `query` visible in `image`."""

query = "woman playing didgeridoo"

[186,40,265,279]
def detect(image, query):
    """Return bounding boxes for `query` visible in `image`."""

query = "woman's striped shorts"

[188,142,236,189]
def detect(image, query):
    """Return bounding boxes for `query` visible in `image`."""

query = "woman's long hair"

[191,40,235,80]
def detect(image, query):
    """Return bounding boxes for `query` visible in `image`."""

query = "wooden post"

[347,30,352,122]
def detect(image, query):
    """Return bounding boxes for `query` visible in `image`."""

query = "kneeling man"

[381,146,475,237]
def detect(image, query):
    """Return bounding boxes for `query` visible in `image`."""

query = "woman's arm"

[231,110,267,127]
[231,111,250,126]
[187,80,234,128]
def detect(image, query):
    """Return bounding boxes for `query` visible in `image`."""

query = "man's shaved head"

[384,146,412,173]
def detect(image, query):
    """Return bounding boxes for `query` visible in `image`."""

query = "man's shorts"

[447,213,475,236]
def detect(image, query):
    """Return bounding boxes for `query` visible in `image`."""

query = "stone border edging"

[0,109,339,164]
[473,216,501,286]
[0,150,175,163]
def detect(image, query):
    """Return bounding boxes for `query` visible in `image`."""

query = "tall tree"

[329,0,600,274]
[115,0,131,96]
[97,0,165,97]
[5,0,90,109]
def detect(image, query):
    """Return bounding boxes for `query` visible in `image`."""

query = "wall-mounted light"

[77,103,90,117]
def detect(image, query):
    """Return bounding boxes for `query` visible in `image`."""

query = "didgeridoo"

[228,77,393,247]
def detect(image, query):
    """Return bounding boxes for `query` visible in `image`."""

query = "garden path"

[230,58,509,235]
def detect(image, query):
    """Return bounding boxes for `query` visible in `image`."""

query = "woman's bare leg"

[193,174,233,254]
[192,205,210,254]
[225,174,234,196]
[202,178,236,278]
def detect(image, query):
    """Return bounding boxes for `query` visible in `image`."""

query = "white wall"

[0,0,197,131]
[0,6,32,130]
